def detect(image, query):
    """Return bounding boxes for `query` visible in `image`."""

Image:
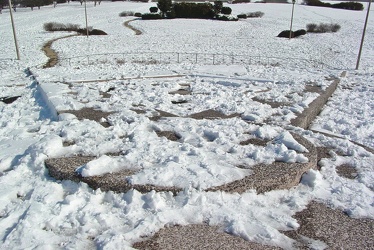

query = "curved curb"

[123,19,142,35]
[206,133,318,194]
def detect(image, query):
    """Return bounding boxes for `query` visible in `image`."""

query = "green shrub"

[213,1,223,15]
[306,23,317,32]
[173,2,215,19]
[304,0,363,10]
[134,12,142,17]
[332,1,363,10]
[221,6,232,15]
[158,0,172,17]
[142,13,162,20]
[330,23,341,32]
[44,22,80,32]
[247,11,264,18]
[119,11,134,17]
[306,23,341,33]
[150,6,158,13]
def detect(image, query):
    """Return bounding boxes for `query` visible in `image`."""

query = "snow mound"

[76,155,130,177]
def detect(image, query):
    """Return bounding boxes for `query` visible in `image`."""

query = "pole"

[356,0,371,70]
[84,0,89,37]
[289,0,296,39]
[8,0,20,60]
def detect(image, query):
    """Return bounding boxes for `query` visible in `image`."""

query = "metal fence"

[59,51,329,69]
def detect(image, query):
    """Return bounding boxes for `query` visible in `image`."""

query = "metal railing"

[59,51,329,69]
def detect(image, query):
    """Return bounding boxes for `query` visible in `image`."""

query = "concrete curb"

[290,73,345,129]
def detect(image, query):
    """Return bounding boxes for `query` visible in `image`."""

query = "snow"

[1,1,374,249]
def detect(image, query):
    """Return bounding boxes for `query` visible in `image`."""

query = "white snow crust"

[1,1,373,249]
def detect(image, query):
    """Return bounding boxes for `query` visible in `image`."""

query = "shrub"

[88,29,107,35]
[332,1,363,10]
[44,22,66,32]
[306,23,341,33]
[277,30,293,38]
[173,2,215,19]
[277,29,306,38]
[134,12,142,17]
[306,23,317,32]
[237,14,247,19]
[294,29,306,37]
[157,0,172,17]
[247,11,264,18]
[119,11,134,17]
[331,23,341,32]
[304,0,363,10]
[43,22,57,32]
[44,22,81,32]
[149,6,158,13]
[221,6,232,15]
[213,1,223,15]
[142,13,162,20]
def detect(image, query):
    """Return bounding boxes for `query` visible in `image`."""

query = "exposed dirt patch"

[291,78,340,129]
[150,109,179,121]
[171,100,188,104]
[304,84,323,94]
[284,201,374,249]
[169,89,191,95]
[252,96,290,108]
[207,133,318,194]
[133,224,281,250]
[156,131,181,141]
[100,91,112,99]
[45,156,182,194]
[131,109,147,114]
[336,164,358,179]
[59,107,114,127]
[63,140,75,147]
[189,109,240,120]
[240,138,269,147]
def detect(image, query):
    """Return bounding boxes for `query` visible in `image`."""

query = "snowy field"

[0,1,374,249]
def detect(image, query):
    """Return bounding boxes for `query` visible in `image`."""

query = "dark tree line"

[0,0,102,12]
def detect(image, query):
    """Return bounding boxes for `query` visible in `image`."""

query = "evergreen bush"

[150,7,159,13]
[142,13,162,20]
[221,6,232,15]
[119,11,134,17]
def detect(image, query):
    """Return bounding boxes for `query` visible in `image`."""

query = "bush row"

[304,0,363,11]
[237,11,264,19]
[306,23,341,33]
[138,0,237,21]
[43,22,81,32]
[43,22,107,35]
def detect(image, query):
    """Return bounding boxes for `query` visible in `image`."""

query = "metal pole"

[8,0,20,60]
[289,0,296,39]
[356,0,371,70]
[84,0,89,37]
